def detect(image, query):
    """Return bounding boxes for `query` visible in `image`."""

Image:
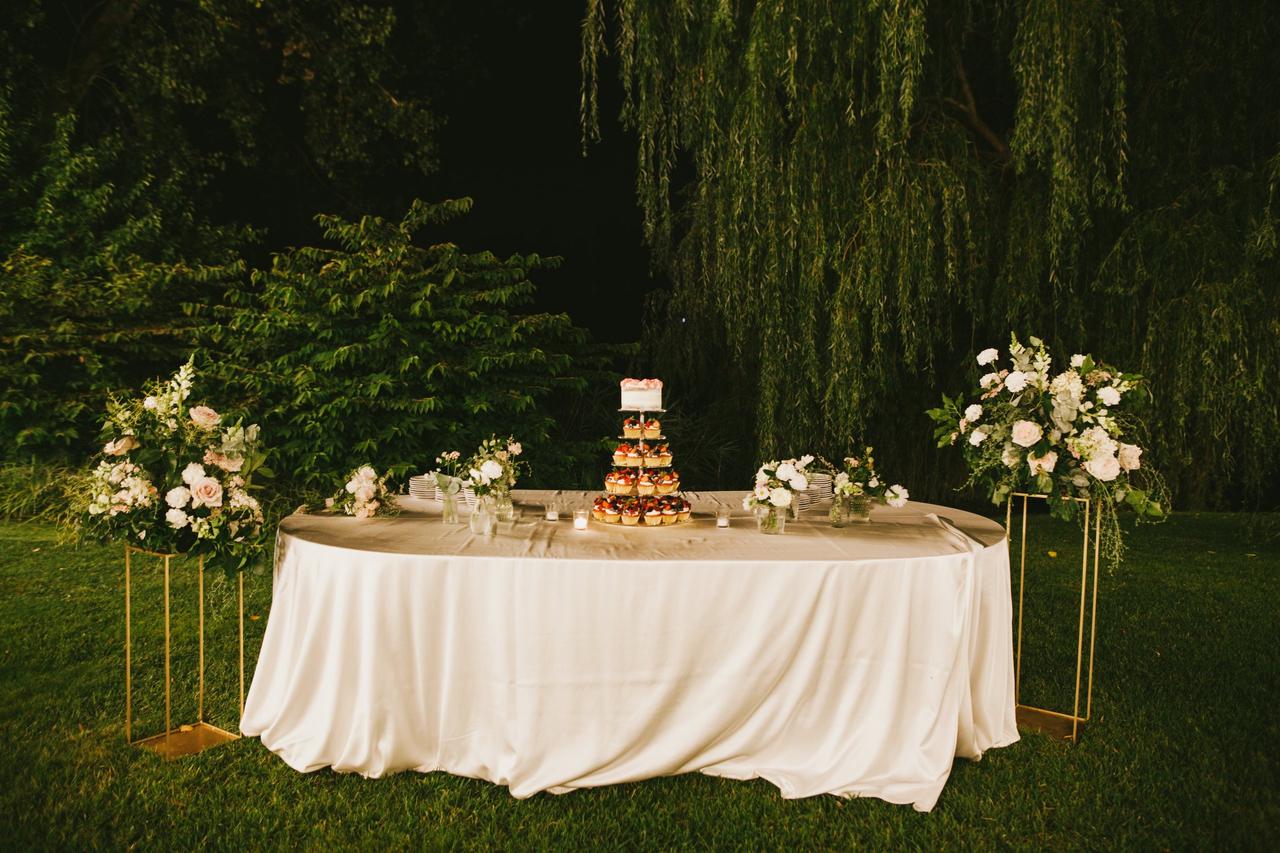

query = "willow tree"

[582,0,1280,506]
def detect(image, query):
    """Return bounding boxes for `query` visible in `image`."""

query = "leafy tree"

[200,198,604,493]
[581,0,1280,507]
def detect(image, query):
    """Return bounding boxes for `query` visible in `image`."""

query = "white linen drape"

[241,492,1018,811]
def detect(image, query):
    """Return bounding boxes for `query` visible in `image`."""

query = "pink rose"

[203,449,244,472]
[1028,450,1058,475]
[189,406,221,429]
[103,435,139,456]
[189,476,224,509]
[1010,420,1043,448]
[1118,443,1142,471]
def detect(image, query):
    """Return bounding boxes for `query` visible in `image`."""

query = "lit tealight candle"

[716,508,731,528]
[573,509,589,530]
[545,505,560,522]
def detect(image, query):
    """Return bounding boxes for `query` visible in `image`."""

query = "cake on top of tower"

[620,378,663,411]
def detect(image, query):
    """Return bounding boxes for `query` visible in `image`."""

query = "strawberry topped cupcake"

[623,417,642,439]
[622,502,640,525]
[643,502,663,526]
[661,502,678,524]
[637,472,655,496]
[677,498,692,523]
[643,418,662,439]
[613,443,630,467]
[626,445,644,467]
[592,496,609,522]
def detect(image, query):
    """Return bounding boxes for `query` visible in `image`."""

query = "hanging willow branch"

[582,0,1280,508]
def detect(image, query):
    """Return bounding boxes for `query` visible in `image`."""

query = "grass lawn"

[2,512,1277,849]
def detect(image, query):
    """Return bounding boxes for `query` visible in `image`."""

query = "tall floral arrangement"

[79,359,268,575]
[928,335,1167,564]
[463,436,524,498]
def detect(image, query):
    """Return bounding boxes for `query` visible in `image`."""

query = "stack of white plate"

[795,472,833,514]
[408,474,435,500]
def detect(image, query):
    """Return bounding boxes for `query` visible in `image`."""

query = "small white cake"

[620,378,663,411]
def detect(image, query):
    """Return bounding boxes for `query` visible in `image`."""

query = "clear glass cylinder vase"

[849,494,873,523]
[469,496,496,536]
[829,495,850,528]
[435,474,462,525]
[755,505,786,535]
[494,493,515,523]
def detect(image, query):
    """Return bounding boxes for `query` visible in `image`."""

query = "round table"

[241,490,1018,812]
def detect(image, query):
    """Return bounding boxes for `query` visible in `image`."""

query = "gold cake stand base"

[125,545,244,759]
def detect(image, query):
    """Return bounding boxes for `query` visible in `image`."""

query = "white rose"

[964,404,983,422]
[165,486,191,509]
[355,484,376,503]
[768,487,792,508]
[1070,354,1086,368]
[979,372,1000,389]
[1005,371,1028,393]
[1118,443,1142,471]
[976,347,999,366]
[969,428,988,446]
[754,483,771,500]
[1028,450,1058,475]
[357,465,378,481]
[788,474,808,492]
[189,476,224,509]
[469,467,484,484]
[775,462,796,482]
[1011,420,1043,448]
[1084,454,1121,482]
[165,507,190,529]
[833,472,849,488]
[181,462,207,485]
[188,405,221,429]
[1001,444,1022,468]
[885,485,909,508]
[1097,386,1121,406]
[480,459,504,481]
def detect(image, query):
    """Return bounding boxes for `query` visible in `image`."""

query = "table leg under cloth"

[242,518,1018,812]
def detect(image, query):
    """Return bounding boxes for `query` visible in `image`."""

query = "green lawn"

[2,513,1277,849]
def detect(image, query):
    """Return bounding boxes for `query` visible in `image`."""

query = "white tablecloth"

[241,490,1018,811]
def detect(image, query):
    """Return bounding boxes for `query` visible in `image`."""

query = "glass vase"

[469,496,496,536]
[494,492,515,523]
[435,473,461,525]
[848,494,873,523]
[755,505,786,535]
[829,495,850,528]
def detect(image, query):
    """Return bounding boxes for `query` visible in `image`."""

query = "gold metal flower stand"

[1006,493,1101,743]
[125,545,245,758]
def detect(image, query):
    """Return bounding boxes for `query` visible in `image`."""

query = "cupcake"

[657,444,672,466]
[643,447,661,468]
[612,443,629,467]
[618,470,635,494]
[637,472,655,496]
[604,471,617,494]
[623,417,642,439]
[661,504,678,525]
[655,472,674,495]
[604,502,621,524]
[644,503,663,526]
[622,503,640,526]
[592,497,608,522]
[627,446,643,467]
[678,498,692,523]
[643,418,661,439]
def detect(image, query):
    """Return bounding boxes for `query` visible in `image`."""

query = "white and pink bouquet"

[80,359,267,574]
[462,436,525,498]
[326,465,397,519]
[743,455,816,512]
[828,447,909,508]
[928,334,1167,562]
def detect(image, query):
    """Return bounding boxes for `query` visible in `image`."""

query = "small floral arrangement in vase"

[79,359,268,576]
[825,448,909,526]
[326,465,397,519]
[927,334,1167,564]
[430,450,465,524]
[742,455,814,534]
[463,436,525,529]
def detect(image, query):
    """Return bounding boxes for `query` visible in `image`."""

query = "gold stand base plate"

[132,722,240,759]
[1017,704,1085,742]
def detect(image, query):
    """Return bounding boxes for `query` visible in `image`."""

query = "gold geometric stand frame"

[1006,493,1101,743]
[125,545,245,758]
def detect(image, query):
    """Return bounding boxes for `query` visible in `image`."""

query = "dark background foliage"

[1,0,1278,511]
